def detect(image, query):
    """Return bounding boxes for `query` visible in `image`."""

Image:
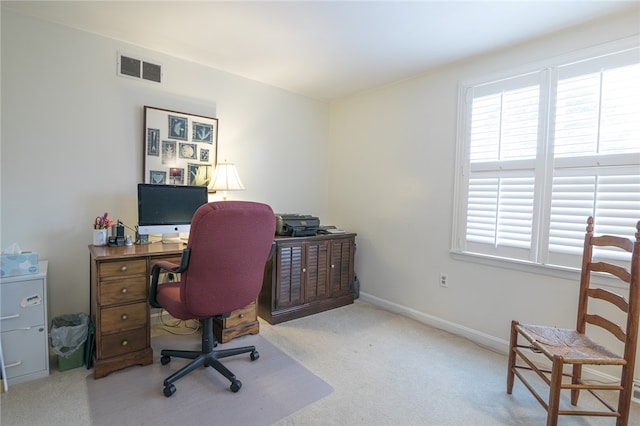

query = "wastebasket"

[50,313,89,372]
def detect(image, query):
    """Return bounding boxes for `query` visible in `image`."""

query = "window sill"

[450,250,626,290]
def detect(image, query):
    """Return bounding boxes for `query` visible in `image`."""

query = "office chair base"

[158,318,259,397]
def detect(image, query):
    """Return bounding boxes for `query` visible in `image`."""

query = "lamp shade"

[210,162,244,200]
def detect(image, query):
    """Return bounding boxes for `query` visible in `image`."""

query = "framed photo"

[143,106,218,189]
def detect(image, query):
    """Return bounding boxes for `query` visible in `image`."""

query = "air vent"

[117,53,162,84]
[142,61,162,83]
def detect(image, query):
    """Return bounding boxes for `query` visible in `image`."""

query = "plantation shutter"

[457,43,639,269]
[547,53,640,267]
[465,72,542,260]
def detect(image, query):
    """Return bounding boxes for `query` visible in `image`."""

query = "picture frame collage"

[143,106,218,190]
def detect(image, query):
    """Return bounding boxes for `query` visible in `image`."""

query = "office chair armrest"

[149,248,191,308]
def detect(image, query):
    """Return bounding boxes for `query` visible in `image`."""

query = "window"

[453,39,640,270]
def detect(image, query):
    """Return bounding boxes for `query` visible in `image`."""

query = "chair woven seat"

[516,323,624,364]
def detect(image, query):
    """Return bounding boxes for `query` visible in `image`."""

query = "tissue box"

[0,252,39,278]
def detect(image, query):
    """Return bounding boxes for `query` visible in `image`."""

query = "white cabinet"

[0,261,49,385]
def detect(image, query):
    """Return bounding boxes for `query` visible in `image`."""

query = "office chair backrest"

[577,216,640,362]
[180,201,275,317]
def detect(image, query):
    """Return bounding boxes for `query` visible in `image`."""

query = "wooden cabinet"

[259,233,356,324]
[0,262,49,386]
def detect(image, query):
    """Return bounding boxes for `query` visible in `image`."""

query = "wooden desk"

[88,242,260,379]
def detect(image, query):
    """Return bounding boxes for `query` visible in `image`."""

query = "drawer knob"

[121,288,128,294]
[239,313,245,318]
[302,267,307,273]
[331,264,335,268]
[121,340,128,346]
[120,265,128,272]
[121,314,128,320]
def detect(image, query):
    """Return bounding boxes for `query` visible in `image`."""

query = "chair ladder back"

[592,234,635,252]
[585,262,631,343]
[577,217,596,334]
[590,262,632,283]
[624,221,640,367]
[577,217,636,341]
[616,220,640,423]
[584,313,627,342]
[588,287,629,313]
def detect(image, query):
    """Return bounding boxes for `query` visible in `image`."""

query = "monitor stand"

[161,233,182,244]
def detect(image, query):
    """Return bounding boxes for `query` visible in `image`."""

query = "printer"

[275,214,320,237]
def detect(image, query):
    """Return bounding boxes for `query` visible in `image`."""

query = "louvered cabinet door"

[305,240,330,302]
[329,238,355,297]
[274,242,305,309]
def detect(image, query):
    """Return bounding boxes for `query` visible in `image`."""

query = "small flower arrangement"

[94,212,114,230]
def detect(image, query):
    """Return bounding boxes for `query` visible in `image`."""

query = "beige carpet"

[86,332,333,426]
[2,300,638,425]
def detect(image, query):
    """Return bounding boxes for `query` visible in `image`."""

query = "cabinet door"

[330,238,354,296]
[305,240,330,302]
[275,242,305,309]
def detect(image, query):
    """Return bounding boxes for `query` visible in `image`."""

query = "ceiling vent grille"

[117,53,162,84]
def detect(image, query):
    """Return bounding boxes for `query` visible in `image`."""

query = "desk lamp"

[210,162,244,201]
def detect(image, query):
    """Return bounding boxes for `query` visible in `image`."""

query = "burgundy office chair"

[148,201,276,397]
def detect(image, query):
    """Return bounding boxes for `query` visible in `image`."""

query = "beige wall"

[328,10,640,379]
[1,9,330,320]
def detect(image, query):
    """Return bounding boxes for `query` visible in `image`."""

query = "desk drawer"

[100,302,147,334]
[99,327,147,358]
[224,301,257,328]
[149,256,182,272]
[99,259,146,279]
[99,276,147,306]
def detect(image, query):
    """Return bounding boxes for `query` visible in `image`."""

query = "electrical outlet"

[439,273,448,288]
[632,381,640,405]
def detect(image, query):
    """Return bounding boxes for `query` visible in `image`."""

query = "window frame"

[451,36,640,285]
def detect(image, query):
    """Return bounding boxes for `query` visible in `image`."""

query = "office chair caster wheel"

[163,384,176,397]
[250,350,259,361]
[230,380,242,393]
[161,355,171,365]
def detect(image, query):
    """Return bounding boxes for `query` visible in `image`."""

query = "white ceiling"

[3,1,638,100]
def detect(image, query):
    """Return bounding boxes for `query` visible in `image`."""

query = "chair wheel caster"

[161,355,171,365]
[163,384,176,397]
[230,380,242,393]
[250,350,259,361]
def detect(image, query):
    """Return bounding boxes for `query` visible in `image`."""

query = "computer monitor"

[137,183,208,243]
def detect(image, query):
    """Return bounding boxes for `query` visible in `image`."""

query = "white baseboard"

[358,292,509,354]
[357,292,628,387]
